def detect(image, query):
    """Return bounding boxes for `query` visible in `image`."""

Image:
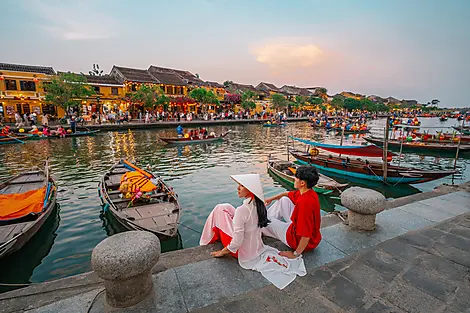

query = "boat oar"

[7,135,24,144]
[43,182,52,209]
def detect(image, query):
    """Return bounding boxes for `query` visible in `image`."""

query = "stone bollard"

[340,187,386,231]
[91,231,161,308]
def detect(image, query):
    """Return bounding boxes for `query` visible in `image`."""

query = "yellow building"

[82,75,126,115]
[0,62,55,122]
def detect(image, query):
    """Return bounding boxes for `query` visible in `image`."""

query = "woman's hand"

[265,197,273,206]
[211,248,229,258]
[279,251,296,259]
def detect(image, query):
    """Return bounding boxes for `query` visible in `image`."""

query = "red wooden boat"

[289,149,457,184]
[159,130,231,145]
[415,132,470,144]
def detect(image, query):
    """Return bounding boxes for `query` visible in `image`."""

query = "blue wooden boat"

[263,123,286,127]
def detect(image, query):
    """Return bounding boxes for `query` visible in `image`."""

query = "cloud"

[252,39,324,71]
[27,0,119,41]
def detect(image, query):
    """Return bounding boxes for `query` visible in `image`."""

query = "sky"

[1,0,470,108]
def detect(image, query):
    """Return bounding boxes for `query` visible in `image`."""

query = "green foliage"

[43,72,95,110]
[294,95,307,107]
[308,96,323,105]
[241,91,256,110]
[331,96,344,109]
[318,87,328,95]
[189,88,219,112]
[130,85,169,108]
[343,98,362,111]
[271,93,287,111]
[223,80,233,88]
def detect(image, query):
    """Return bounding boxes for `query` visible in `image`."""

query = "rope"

[86,289,105,313]
[177,222,202,235]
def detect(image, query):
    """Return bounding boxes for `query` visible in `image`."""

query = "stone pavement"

[2,191,469,313]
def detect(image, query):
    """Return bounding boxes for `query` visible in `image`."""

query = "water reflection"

[0,119,467,286]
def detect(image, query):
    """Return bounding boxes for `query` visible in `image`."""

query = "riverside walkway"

[1,185,469,313]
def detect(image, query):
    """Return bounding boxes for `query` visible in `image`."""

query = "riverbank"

[6,117,309,132]
[1,182,469,312]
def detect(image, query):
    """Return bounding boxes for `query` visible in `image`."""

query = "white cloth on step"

[200,198,306,289]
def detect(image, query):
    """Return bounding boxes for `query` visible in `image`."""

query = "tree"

[431,99,440,107]
[43,72,95,112]
[241,91,256,110]
[130,85,170,110]
[271,93,288,112]
[189,88,219,112]
[224,93,241,104]
[308,96,323,105]
[89,64,103,76]
[331,96,344,109]
[223,80,233,88]
[295,95,307,107]
[343,98,362,111]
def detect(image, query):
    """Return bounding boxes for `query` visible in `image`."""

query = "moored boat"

[0,161,57,259]
[0,136,27,145]
[159,130,231,145]
[414,132,470,144]
[289,149,457,184]
[333,127,370,134]
[99,159,181,240]
[15,130,100,140]
[267,157,348,194]
[263,122,286,127]
[453,126,470,135]
[363,136,470,155]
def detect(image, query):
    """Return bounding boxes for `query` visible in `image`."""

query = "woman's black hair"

[252,196,270,228]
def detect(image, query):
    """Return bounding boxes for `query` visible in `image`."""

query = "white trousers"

[262,197,295,248]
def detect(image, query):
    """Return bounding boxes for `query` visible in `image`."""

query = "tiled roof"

[112,66,158,83]
[0,62,55,75]
[280,85,311,96]
[148,65,205,85]
[256,82,281,93]
[227,82,264,95]
[205,81,224,88]
[147,66,187,86]
[84,75,122,85]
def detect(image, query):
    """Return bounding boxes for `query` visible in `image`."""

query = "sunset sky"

[2,0,469,107]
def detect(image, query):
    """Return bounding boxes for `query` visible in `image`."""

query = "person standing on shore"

[262,166,322,259]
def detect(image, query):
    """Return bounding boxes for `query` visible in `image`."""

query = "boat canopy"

[291,137,395,158]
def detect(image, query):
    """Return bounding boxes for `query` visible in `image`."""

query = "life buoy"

[309,148,319,156]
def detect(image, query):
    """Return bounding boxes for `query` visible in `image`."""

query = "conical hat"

[230,174,264,202]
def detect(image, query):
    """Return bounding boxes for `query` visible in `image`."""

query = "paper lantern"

[19,129,25,133]
[67,129,72,133]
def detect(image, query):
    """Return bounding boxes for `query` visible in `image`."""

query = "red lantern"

[0,76,4,81]
[33,78,39,83]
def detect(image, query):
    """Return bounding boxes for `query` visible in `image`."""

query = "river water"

[0,117,468,290]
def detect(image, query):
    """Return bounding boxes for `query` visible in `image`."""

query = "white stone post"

[340,187,386,231]
[91,231,161,308]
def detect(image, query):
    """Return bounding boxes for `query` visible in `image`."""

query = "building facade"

[0,63,55,122]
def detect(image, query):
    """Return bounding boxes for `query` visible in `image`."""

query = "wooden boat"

[15,130,100,140]
[267,157,348,194]
[0,162,57,259]
[99,159,181,240]
[414,132,470,144]
[291,137,394,158]
[289,149,457,184]
[333,127,370,134]
[263,122,286,127]
[0,136,27,145]
[159,130,230,145]
[453,126,470,135]
[363,136,470,155]
[440,116,448,122]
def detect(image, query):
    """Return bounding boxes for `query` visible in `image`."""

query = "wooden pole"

[382,117,390,183]
[452,120,464,184]
[286,132,289,161]
[398,127,404,167]
[339,127,345,158]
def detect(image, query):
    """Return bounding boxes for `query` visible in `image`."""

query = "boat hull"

[364,137,470,155]
[290,150,456,184]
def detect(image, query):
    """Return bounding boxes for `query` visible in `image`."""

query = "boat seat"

[112,192,168,204]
